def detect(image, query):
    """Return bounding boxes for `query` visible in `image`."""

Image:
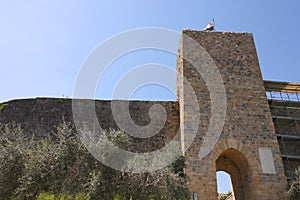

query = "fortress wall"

[0,98,179,152]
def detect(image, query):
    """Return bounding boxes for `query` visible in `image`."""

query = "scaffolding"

[264,80,300,180]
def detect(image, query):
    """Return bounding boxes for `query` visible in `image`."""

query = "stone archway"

[216,148,251,200]
[210,139,262,200]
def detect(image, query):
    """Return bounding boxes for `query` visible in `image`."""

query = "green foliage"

[171,155,185,178]
[219,191,232,200]
[0,103,8,113]
[0,122,191,199]
[37,193,88,200]
[288,167,300,200]
[0,123,26,198]
[171,105,177,111]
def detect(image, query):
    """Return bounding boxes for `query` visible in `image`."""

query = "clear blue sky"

[1,0,299,193]
[1,0,299,103]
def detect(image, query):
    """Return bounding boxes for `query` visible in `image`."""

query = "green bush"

[0,122,190,199]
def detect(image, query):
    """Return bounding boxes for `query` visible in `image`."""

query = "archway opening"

[216,171,232,195]
[216,148,253,200]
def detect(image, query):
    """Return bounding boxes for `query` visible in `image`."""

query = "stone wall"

[0,98,179,152]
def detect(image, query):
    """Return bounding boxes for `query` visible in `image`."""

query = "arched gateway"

[177,31,287,199]
[212,139,261,200]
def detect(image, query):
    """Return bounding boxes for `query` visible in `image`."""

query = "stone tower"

[177,30,287,199]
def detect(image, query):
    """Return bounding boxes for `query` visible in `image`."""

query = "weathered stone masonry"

[0,99,179,152]
[177,30,288,200]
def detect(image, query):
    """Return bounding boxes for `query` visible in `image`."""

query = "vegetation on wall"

[288,167,300,200]
[0,122,190,200]
[0,103,8,113]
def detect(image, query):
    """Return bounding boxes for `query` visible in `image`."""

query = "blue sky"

[1,0,299,193]
[1,0,299,103]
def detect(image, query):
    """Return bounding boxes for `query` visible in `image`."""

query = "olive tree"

[0,122,190,199]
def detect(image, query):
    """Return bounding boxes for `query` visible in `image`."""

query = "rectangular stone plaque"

[259,147,276,174]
